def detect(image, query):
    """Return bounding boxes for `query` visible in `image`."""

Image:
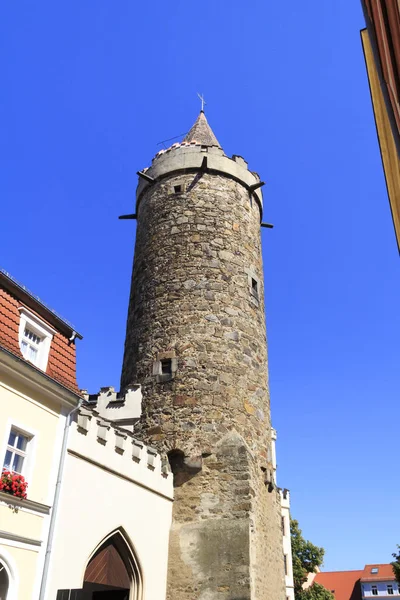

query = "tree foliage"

[392,545,400,584]
[290,518,334,600]
[299,583,336,600]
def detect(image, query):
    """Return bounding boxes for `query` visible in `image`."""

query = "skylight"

[371,568,379,574]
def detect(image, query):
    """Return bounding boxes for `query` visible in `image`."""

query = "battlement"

[279,488,291,509]
[136,141,264,213]
[68,405,173,499]
[81,384,142,432]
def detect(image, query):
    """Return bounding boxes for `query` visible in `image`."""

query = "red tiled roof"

[314,570,363,600]
[0,286,79,392]
[361,564,395,582]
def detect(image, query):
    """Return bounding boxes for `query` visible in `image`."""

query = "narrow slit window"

[174,185,182,194]
[251,278,259,297]
[161,359,172,376]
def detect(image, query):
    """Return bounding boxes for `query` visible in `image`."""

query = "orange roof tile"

[314,570,363,600]
[361,564,396,582]
[0,285,80,392]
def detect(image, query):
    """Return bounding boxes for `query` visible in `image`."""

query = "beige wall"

[0,543,38,600]
[0,371,69,600]
[0,377,62,503]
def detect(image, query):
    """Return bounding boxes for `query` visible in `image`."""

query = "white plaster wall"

[280,491,294,600]
[362,581,400,596]
[45,418,173,600]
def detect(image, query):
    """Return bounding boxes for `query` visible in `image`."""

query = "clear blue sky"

[1,0,399,572]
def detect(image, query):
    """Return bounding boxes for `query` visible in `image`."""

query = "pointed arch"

[83,528,143,600]
[0,549,18,600]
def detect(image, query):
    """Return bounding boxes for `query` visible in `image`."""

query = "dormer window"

[18,307,55,371]
[21,327,42,364]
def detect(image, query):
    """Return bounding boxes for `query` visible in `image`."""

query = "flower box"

[0,469,28,499]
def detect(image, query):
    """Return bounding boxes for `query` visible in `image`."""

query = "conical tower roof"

[183,111,222,148]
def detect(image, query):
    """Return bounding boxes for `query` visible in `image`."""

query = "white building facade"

[46,394,173,600]
[361,564,400,598]
[271,428,295,600]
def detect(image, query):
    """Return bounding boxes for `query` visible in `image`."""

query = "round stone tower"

[121,111,285,600]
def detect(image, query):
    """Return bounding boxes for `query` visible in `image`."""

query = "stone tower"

[121,111,285,600]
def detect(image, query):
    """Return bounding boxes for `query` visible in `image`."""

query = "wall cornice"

[0,491,50,515]
[0,346,82,409]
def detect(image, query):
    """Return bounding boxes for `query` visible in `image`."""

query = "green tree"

[299,583,336,600]
[290,518,334,600]
[391,545,400,584]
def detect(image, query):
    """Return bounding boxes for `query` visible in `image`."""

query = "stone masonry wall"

[121,167,285,599]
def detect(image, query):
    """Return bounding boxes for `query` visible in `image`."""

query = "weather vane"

[197,92,206,112]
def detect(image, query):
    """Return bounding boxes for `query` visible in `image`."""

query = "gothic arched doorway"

[82,530,142,600]
[0,560,9,600]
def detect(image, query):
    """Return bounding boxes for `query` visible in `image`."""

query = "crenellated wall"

[46,406,173,599]
[71,403,172,495]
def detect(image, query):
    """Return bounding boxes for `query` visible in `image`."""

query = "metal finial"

[197,92,206,112]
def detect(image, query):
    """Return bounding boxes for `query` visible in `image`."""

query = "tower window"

[174,185,182,194]
[161,359,172,376]
[245,269,261,306]
[154,354,177,383]
[251,278,259,298]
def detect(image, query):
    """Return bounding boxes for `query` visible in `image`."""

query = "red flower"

[1,469,28,500]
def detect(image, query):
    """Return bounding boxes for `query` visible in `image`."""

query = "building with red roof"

[360,564,399,598]
[313,570,363,600]
[306,564,398,600]
[0,268,174,599]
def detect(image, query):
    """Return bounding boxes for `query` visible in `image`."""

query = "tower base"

[166,432,286,600]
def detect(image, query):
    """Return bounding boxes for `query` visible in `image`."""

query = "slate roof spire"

[183,111,222,148]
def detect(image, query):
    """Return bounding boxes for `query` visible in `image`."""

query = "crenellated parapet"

[136,141,264,216]
[80,384,142,432]
[279,487,290,509]
[68,404,173,500]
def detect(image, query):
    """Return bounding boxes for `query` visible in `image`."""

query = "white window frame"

[371,584,378,596]
[18,307,56,371]
[388,584,394,595]
[1,420,37,483]
[3,428,30,474]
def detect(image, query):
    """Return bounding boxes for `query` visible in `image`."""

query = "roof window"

[18,307,55,371]
[371,568,379,574]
